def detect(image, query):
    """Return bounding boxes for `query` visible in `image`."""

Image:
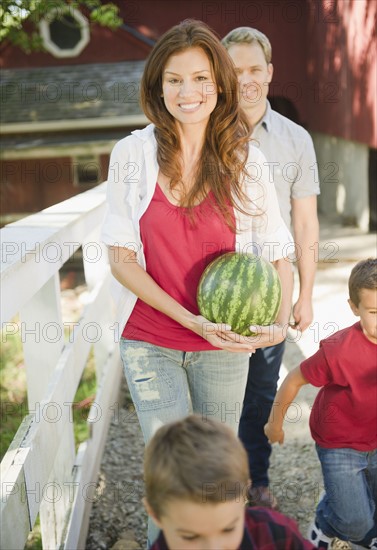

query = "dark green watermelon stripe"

[224,255,256,332]
[198,253,238,322]
[238,258,265,330]
[211,255,243,323]
[224,257,246,329]
[198,255,228,319]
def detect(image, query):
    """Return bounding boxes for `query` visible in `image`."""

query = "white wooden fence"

[0,183,122,549]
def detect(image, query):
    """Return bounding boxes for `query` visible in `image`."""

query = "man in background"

[222,27,320,510]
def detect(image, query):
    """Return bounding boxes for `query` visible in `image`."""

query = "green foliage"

[90,3,122,29]
[1,326,96,549]
[0,321,26,458]
[72,349,97,451]
[0,0,123,53]
[0,322,97,460]
[25,516,42,550]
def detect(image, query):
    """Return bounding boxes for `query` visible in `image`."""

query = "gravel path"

[85,380,148,549]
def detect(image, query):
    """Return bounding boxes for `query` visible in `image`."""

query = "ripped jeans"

[119,338,250,547]
[120,339,250,440]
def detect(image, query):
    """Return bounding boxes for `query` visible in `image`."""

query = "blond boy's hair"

[349,258,377,306]
[222,26,272,64]
[144,415,250,519]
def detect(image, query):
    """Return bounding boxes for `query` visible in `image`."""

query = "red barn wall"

[1,0,375,148]
[305,0,376,148]
[1,156,109,217]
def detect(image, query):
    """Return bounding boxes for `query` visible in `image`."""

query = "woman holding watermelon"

[101,18,293,546]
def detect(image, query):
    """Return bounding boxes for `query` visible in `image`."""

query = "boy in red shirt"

[144,415,315,549]
[265,258,377,549]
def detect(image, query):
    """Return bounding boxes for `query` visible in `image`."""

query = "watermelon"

[197,252,282,336]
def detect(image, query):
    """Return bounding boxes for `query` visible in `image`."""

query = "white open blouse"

[101,124,293,339]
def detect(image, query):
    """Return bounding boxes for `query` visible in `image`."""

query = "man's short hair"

[348,258,377,306]
[144,415,250,519]
[222,27,272,64]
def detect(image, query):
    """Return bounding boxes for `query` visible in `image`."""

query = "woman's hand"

[246,323,301,349]
[190,315,256,353]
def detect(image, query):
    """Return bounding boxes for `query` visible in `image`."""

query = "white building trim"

[0,141,117,160]
[0,114,149,134]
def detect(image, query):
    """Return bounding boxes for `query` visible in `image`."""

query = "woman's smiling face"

[161,47,218,131]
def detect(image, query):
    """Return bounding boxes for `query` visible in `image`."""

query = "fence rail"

[1,183,122,549]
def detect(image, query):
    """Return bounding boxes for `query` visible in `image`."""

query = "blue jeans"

[238,341,285,487]
[316,445,377,546]
[119,338,250,546]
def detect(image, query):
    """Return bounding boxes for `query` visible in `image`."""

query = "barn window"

[39,7,90,58]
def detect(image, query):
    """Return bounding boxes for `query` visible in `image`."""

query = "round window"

[39,7,90,58]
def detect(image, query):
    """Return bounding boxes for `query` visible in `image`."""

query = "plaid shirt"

[150,507,316,549]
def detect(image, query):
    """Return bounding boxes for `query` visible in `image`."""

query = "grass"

[1,277,98,548]
[22,356,97,550]
[0,317,27,458]
[72,349,97,451]
[1,323,97,461]
[25,516,42,550]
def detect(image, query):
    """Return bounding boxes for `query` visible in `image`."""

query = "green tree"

[0,0,123,52]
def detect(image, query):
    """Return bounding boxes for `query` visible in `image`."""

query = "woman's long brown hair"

[140,19,252,230]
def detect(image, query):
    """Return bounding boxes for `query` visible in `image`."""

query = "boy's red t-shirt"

[300,322,377,451]
[122,183,235,350]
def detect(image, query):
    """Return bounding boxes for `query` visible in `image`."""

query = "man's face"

[227,42,273,116]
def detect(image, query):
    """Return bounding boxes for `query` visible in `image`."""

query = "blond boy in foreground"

[144,415,316,549]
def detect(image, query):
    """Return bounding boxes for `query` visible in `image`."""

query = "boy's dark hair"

[348,258,377,305]
[144,415,250,519]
